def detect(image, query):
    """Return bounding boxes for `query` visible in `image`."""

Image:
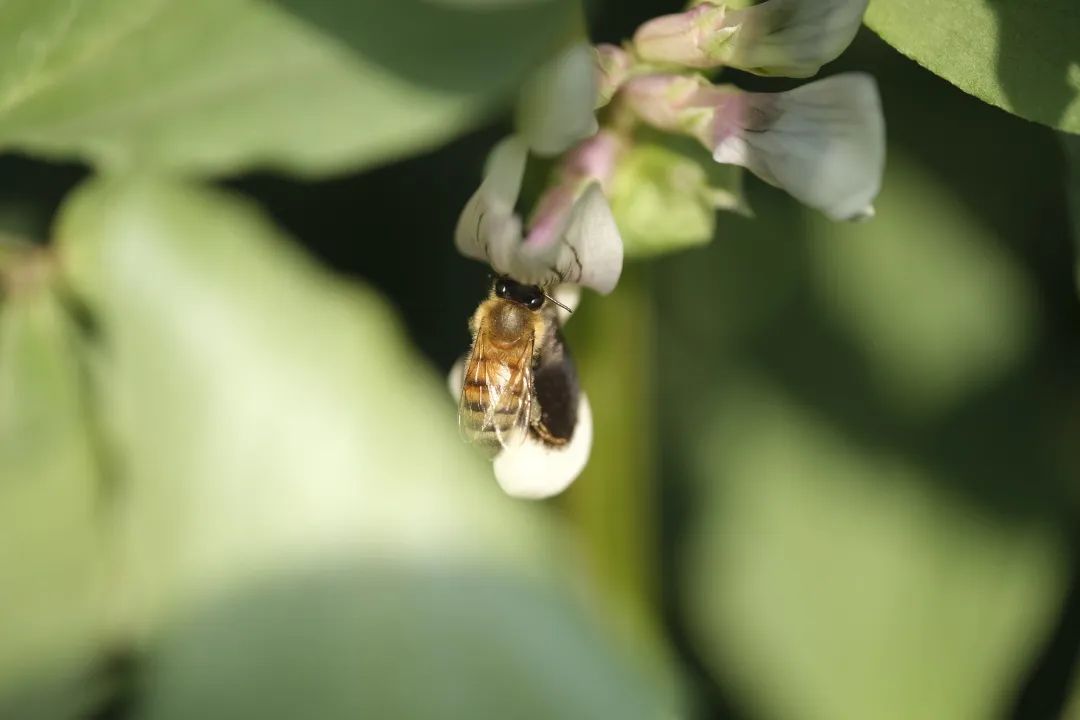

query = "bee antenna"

[544,292,573,314]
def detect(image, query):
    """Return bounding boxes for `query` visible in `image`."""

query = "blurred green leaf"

[610,134,746,257]
[805,154,1037,418]
[0,253,106,719]
[865,0,1080,132]
[143,568,656,720]
[0,0,574,176]
[682,381,1067,720]
[55,176,664,719]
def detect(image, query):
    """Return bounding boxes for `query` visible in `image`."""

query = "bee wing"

[490,333,534,449]
[458,321,535,451]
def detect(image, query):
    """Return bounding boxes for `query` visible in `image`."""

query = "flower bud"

[632,0,869,78]
[594,43,634,108]
[722,0,870,78]
[621,74,733,144]
[632,3,738,69]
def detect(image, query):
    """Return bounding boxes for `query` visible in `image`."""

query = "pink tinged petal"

[621,74,710,135]
[594,44,633,108]
[632,2,738,69]
[723,0,870,78]
[562,130,625,189]
[525,184,578,252]
[712,73,884,221]
[455,137,624,293]
[454,137,527,271]
[518,183,623,293]
[517,42,600,157]
[493,393,593,499]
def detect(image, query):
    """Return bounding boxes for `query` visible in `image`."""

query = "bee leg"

[529,328,579,447]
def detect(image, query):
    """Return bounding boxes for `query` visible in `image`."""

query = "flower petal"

[517,42,600,157]
[550,284,581,325]
[456,138,624,292]
[448,357,593,498]
[493,393,593,499]
[523,183,624,294]
[712,73,884,221]
[723,0,869,78]
[447,354,466,398]
[454,137,527,271]
[621,73,720,139]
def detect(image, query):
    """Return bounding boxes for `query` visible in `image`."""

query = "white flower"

[710,73,884,220]
[623,72,884,220]
[454,135,624,293]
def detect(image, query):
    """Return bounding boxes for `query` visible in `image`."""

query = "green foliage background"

[1,1,1079,719]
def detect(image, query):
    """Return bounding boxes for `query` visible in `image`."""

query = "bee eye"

[527,295,544,311]
[494,280,508,297]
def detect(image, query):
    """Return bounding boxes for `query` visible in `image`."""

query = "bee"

[459,275,580,455]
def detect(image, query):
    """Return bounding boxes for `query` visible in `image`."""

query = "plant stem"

[563,263,665,662]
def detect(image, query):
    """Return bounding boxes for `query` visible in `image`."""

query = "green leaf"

[0,0,575,176]
[54,176,664,719]
[805,154,1037,418]
[682,382,1066,720]
[865,0,1080,133]
[0,254,106,719]
[609,134,746,257]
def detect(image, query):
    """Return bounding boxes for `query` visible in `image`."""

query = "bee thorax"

[489,302,530,344]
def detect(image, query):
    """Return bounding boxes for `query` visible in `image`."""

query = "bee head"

[493,275,544,311]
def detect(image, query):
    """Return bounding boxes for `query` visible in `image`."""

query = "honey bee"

[459,275,579,455]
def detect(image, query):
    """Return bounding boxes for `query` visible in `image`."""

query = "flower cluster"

[453,0,885,497]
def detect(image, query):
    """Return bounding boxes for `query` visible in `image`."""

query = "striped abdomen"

[460,354,530,452]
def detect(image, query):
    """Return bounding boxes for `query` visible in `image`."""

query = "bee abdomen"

[461,374,522,446]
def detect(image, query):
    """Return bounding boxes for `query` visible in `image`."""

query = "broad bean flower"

[452,0,885,498]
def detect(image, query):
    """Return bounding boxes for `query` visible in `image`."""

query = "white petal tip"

[447,355,466,398]
[493,394,593,499]
[551,284,582,325]
[847,205,875,221]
